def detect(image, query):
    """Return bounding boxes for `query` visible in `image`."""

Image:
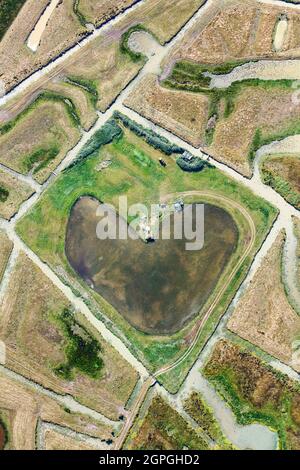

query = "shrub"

[0,186,9,202]
[176,154,210,172]
[67,119,123,169]
[114,112,184,155]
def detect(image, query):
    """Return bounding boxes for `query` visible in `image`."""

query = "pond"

[66,197,238,335]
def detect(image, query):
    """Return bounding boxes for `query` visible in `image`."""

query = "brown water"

[66,197,238,335]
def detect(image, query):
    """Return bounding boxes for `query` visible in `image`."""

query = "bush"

[114,112,184,155]
[176,154,210,172]
[67,119,123,169]
[0,186,9,202]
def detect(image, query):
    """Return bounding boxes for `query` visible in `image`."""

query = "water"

[66,197,238,335]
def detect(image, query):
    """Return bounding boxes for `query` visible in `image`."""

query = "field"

[167,0,300,67]
[42,428,99,451]
[0,94,81,183]
[128,74,300,176]
[0,252,138,420]
[0,230,12,282]
[0,371,114,450]
[124,395,209,450]
[183,392,233,449]
[125,74,210,147]
[0,169,33,219]
[228,232,300,372]
[0,0,27,40]
[0,0,88,93]
[261,154,300,209]
[203,339,300,450]
[16,114,277,392]
[76,0,139,27]
[295,217,300,291]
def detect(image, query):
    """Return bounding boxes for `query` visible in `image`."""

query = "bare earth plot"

[0,169,33,220]
[0,96,81,184]
[0,230,12,283]
[203,339,300,450]
[0,252,138,420]
[0,371,114,450]
[227,231,300,373]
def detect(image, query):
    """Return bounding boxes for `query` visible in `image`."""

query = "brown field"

[0,372,114,450]
[0,169,34,220]
[42,428,99,451]
[125,74,210,146]
[0,99,81,183]
[261,154,300,210]
[124,395,209,450]
[0,0,206,96]
[208,84,300,176]
[45,81,97,131]
[0,231,12,282]
[77,0,139,26]
[203,339,300,450]
[169,0,300,66]
[126,76,300,176]
[227,231,300,372]
[0,252,138,420]
[0,0,88,93]
[294,217,300,290]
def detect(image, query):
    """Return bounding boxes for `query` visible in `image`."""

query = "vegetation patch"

[261,155,300,210]
[176,153,211,172]
[0,185,9,202]
[184,392,232,449]
[66,75,99,108]
[54,308,104,381]
[0,0,27,40]
[125,395,209,450]
[204,339,300,450]
[120,24,151,63]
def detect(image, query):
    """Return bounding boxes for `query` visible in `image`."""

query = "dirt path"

[27,0,61,52]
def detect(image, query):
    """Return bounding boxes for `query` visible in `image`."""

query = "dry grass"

[261,154,300,209]
[169,0,300,66]
[78,0,138,26]
[125,74,210,146]
[0,230,12,282]
[0,169,33,220]
[42,428,99,450]
[227,231,300,372]
[208,84,300,176]
[0,371,114,449]
[45,81,97,131]
[0,99,81,183]
[0,0,87,93]
[0,252,138,420]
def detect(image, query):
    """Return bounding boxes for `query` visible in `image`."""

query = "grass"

[0,91,81,136]
[203,339,300,450]
[0,185,9,202]
[16,116,277,392]
[66,75,99,108]
[125,395,209,450]
[0,0,27,40]
[23,146,60,174]
[54,308,104,381]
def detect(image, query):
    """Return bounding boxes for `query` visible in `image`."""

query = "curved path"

[154,191,256,377]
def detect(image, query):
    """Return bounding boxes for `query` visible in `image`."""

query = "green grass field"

[16,116,277,392]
